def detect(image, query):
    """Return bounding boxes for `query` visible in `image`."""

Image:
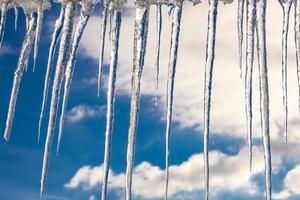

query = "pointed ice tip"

[3,134,9,142]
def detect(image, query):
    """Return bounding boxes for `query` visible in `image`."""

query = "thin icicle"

[101,10,122,200]
[165,2,182,200]
[203,0,218,200]
[245,0,256,172]
[40,2,75,198]
[33,1,44,72]
[279,0,293,143]
[155,5,162,106]
[0,1,8,48]
[3,15,36,141]
[38,5,66,143]
[57,6,93,154]
[238,0,245,78]
[256,0,272,199]
[125,3,149,200]
[97,1,109,97]
[295,0,300,113]
[14,5,19,32]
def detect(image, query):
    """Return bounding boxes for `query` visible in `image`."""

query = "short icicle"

[40,2,76,198]
[0,0,8,47]
[295,0,300,113]
[256,0,272,199]
[97,0,109,97]
[101,10,122,200]
[155,4,162,106]
[238,0,245,77]
[203,0,218,200]
[278,0,293,143]
[165,1,183,199]
[33,1,44,72]
[14,5,19,32]
[3,15,37,141]
[38,5,66,143]
[245,0,256,172]
[57,3,95,154]
[125,2,149,200]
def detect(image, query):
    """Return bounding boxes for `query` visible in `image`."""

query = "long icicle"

[245,0,256,172]
[238,0,245,77]
[33,1,44,72]
[97,0,109,97]
[57,5,94,154]
[0,0,8,48]
[101,10,122,200]
[125,2,149,200]
[279,0,293,143]
[3,15,37,141]
[40,2,75,198]
[165,1,183,199]
[155,4,162,106]
[203,0,218,199]
[295,0,300,113]
[256,0,272,199]
[38,5,66,143]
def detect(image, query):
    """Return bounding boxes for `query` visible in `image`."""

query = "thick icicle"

[97,1,109,97]
[40,2,75,198]
[295,0,300,113]
[155,5,162,106]
[101,10,122,200]
[33,1,44,72]
[57,5,94,154]
[38,5,66,143]
[256,0,272,199]
[3,15,36,141]
[279,0,293,142]
[14,5,18,32]
[238,0,245,77]
[125,2,149,200]
[165,1,183,199]
[245,0,256,172]
[203,0,218,200]
[0,1,8,48]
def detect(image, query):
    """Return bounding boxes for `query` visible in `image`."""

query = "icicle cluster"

[3,0,300,200]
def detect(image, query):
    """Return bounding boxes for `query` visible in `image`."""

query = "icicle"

[125,3,149,200]
[3,15,37,141]
[295,0,300,113]
[0,1,8,48]
[57,3,95,154]
[237,0,245,77]
[256,0,272,199]
[40,2,76,198]
[101,10,122,200]
[33,1,44,72]
[203,0,218,199]
[38,5,66,143]
[14,5,19,32]
[164,2,182,199]
[245,0,256,172]
[155,5,162,106]
[97,1,109,97]
[279,0,293,143]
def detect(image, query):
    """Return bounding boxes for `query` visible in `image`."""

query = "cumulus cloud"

[65,145,284,199]
[274,164,300,199]
[66,104,105,123]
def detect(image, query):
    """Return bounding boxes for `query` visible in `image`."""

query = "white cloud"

[65,145,284,199]
[274,164,300,199]
[66,104,105,123]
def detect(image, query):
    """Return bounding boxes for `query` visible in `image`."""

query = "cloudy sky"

[1,1,300,200]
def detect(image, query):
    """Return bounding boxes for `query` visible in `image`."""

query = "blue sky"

[1,1,300,200]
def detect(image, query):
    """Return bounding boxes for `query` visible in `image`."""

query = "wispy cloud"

[66,104,105,123]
